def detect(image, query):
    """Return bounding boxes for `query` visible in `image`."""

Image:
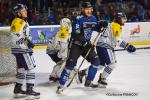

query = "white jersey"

[10,17,32,54]
[47,18,72,59]
[97,23,116,49]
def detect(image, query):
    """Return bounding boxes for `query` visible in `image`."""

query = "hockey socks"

[102,63,116,79]
[59,68,71,86]
[86,65,98,81]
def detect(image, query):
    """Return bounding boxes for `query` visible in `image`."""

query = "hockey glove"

[26,38,35,49]
[126,44,136,53]
[83,41,95,50]
[117,39,136,53]
[99,20,108,31]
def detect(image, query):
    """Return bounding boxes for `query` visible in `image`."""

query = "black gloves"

[26,38,35,49]
[99,20,108,31]
[83,41,95,50]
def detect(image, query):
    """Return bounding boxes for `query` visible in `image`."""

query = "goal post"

[0,31,16,85]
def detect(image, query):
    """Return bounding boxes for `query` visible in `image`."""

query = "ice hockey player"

[46,18,72,82]
[76,12,136,88]
[56,2,107,93]
[10,4,40,99]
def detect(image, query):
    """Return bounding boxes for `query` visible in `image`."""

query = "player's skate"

[84,79,98,88]
[14,83,26,98]
[98,73,107,88]
[49,75,59,82]
[56,86,64,94]
[76,69,86,84]
[26,84,40,100]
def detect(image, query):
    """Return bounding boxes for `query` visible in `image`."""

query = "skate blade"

[14,94,26,98]
[98,84,106,88]
[26,95,40,100]
[56,89,63,94]
[84,84,99,88]
[56,87,64,94]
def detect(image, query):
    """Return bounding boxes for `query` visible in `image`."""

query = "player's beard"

[84,11,92,17]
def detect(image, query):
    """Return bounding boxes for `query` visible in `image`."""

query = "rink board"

[0,22,150,46]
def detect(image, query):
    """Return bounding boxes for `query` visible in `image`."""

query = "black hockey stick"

[115,46,150,51]
[66,28,107,87]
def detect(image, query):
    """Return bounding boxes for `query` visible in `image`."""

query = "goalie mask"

[60,18,71,29]
[56,18,72,42]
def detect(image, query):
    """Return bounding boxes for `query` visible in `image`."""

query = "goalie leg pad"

[50,60,66,78]
[48,54,62,63]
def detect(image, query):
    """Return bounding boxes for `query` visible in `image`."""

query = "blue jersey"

[72,14,99,42]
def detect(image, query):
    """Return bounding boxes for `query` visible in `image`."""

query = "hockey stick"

[66,28,107,87]
[115,46,150,51]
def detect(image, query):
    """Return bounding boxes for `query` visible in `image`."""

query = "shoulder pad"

[12,18,25,25]
[10,18,25,32]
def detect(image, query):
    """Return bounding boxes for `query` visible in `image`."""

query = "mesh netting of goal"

[0,31,16,85]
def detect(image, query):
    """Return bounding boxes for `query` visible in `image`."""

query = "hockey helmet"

[60,18,71,28]
[113,12,127,25]
[81,2,92,8]
[13,4,27,14]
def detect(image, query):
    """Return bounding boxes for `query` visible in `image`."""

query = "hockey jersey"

[10,17,32,53]
[47,18,72,59]
[97,21,122,49]
[72,14,99,42]
[55,26,71,42]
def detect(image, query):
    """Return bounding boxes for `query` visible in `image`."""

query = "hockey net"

[0,31,16,85]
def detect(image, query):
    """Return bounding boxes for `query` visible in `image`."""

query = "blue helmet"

[13,4,27,14]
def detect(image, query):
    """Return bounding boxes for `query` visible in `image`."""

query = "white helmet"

[60,18,71,28]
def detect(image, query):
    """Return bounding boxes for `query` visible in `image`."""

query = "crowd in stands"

[0,0,150,26]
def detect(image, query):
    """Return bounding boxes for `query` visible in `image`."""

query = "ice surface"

[0,48,150,100]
